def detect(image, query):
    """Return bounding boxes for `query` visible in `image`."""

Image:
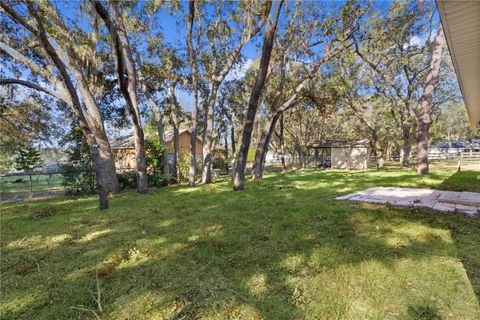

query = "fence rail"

[428,151,480,161]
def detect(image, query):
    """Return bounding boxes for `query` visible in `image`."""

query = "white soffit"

[437,0,480,132]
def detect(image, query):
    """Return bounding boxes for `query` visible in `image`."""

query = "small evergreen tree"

[145,138,168,187]
[14,146,44,197]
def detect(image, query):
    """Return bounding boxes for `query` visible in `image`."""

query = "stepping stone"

[335,193,356,200]
[335,187,480,217]
[438,192,480,207]
[432,203,456,213]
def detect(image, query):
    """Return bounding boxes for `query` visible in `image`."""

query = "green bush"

[177,154,191,183]
[117,171,137,190]
[117,170,168,190]
[61,164,95,195]
[148,171,168,187]
[145,137,168,187]
[60,123,95,195]
[212,156,229,173]
[177,154,202,183]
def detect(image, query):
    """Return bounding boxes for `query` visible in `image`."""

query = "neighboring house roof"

[306,139,371,148]
[110,135,136,149]
[110,129,201,149]
[437,0,480,132]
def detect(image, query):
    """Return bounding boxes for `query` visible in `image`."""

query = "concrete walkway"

[336,187,479,217]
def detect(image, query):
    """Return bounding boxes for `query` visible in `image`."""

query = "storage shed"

[307,139,371,169]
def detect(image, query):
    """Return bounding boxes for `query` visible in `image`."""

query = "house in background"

[110,129,203,171]
[307,139,372,169]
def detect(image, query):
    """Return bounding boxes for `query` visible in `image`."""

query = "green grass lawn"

[1,165,479,319]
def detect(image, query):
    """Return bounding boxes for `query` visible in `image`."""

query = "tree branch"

[0,41,68,97]
[0,1,38,34]
[0,78,70,104]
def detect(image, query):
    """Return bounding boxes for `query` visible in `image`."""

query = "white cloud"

[409,35,424,47]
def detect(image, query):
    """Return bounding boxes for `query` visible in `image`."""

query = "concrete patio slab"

[336,187,479,217]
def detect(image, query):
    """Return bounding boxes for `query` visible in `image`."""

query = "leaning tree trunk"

[233,1,283,191]
[72,71,119,193]
[252,113,279,180]
[94,1,148,193]
[6,2,114,208]
[417,25,445,175]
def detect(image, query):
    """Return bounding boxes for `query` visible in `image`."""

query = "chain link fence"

[0,173,65,203]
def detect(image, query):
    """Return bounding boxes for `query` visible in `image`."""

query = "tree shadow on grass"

[438,170,480,192]
[1,171,480,319]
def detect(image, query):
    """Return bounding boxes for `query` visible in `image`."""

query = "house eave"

[437,0,480,132]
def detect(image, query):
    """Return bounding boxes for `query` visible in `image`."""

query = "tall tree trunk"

[173,123,180,180]
[89,130,119,193]
[416,25,445,175]
[187,0,198,187]
[168,83,182,181]
[374,141,384,169]
[152,106,169,179]
[300,147,306,169]
[88,135,110,209]
[94,1,148,193]
[201,84,219,183]
[233,1,283,190]
[224,129,229,163]
[131,118,148,192]
[252,113,279,180]
[400,121,411,167]
[68,63,119,193]
[230,120,236,179]
[200,91,209,158]
[279,114,286,171]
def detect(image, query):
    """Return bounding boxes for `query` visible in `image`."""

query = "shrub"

[117,171,137,190]
[177,154,202,183]
[148,171,168,187]
[212,156,229,173]
[177,154,191,183]
[61,164,95,195]
[117,170,168,190]
[60,123,95,195]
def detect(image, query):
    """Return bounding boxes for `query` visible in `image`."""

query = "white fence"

[428,150,480,161]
